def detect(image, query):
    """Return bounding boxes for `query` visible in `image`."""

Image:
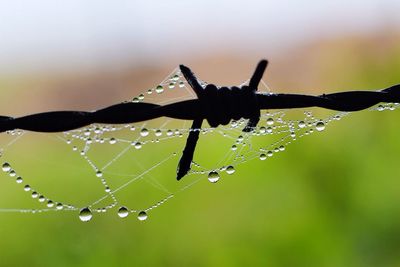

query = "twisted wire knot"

[199,84,260,128]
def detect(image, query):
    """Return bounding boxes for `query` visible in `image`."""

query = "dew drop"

[118,207,129,218]
[266,118,274,125]
[138,211,148,221]
[226,166,235,175]
[24,185,31,192]
[377,105,384,111]
[138,94,145,100]
[31,191,38,198]
[16,176,23,183]
[109,138,117,144]
[267,151,273,157]
[266,127,273,133]
[2,162,11,172]
[231,144,237,151]
[315,121,325,131]
[79,207,93,222]
[178,81,185,88]
[168,82,175,89]
[134,142,142,149]
[140,128,149,137]
[47,200,54,208]
[9,170,16,177]
[259,126,266,134]
[279,145,285,151]
[155,129,162,137]
[237,135,244,143]
[56,203,64,210]
[259,153,267,160]
[208,171,220,183]
[155,85,164,94]
[38,195,46,202]
[298,121,306,128]
[96,171,103,178]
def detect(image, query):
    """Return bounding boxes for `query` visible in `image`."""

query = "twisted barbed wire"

[1,60,399,179]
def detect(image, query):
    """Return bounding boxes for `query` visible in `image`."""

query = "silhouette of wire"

[1,60,399,179]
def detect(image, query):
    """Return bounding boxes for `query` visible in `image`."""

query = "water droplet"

[226,166,235,175]
[96,171,103,178]
[132,97,139,103]
[259,126,266,134]
[38,195,46,202]
[24,185,31,191]
[138,211,148,221]
[140,128,149,137]
[56,203,64,210]
[231,144,237,151]
[134,142,142,149]
[168,82,175,89]
[47,200,54,208]
[298,121,306,128]
[9,170,16,177]
[315,121,325,131]
[179,81,185,88]
[138,94,145,100]
[118,207,129,218]
[79,207,93,222]
[147,89,153,95]
[2,162,11,172]
[31,191,38,198]
[259,153,267,160]
[377,105,384,111]
[237,135,244,143]
[172,74,180,81]
[267,151,273,157]
[266,118,274,125]
[155,85,164,94]
[105,186,111,193]
[109,138,117,144]
[279,145,285,151]
[155,129,162,137]
[16,176,23,183]
[266,127,273,133]
[208,171,220,183]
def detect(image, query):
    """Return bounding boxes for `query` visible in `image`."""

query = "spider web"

[0,68,398,222]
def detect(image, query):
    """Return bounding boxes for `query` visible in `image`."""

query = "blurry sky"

[1,0,400,74]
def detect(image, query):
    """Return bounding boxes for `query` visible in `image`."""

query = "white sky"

[0,0,399,73]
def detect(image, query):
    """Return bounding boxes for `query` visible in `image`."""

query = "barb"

[1,60,400,180]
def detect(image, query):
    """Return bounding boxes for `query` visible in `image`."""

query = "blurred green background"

[1,1,400,267]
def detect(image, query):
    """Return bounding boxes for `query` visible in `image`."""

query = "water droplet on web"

[118,207,129,218]
[377,105,384,111]
[266,118,274,125]
[279,145,285,151]
[96,171,103,178]
[155,129,162,137]
[155,85,164,94]
[16,176,23,183]
[138,211,148,221]
[134,142,142,149]
[2,162,11,172]
[31,191,38,198]
[179,81,185,88]
[9,170,16,177]
[226,166,235,175]
[47,200,54,208]
[266,127,273,134]
[259,153,267,160]
[298,121,306,128]
[109,138,117,144]
[267,151,273,157]
[79,207,93,222]
[56,203,64,210]
[24,185,31,191]
[38,195,46,202]
[138,94,145,100]
[167,130,173,136]
[140,128,149,137]
[208,171,220,183]
[168,83,175,89]
[231,145,237,151]
[316,121,325,131]
[237,135,244,143]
